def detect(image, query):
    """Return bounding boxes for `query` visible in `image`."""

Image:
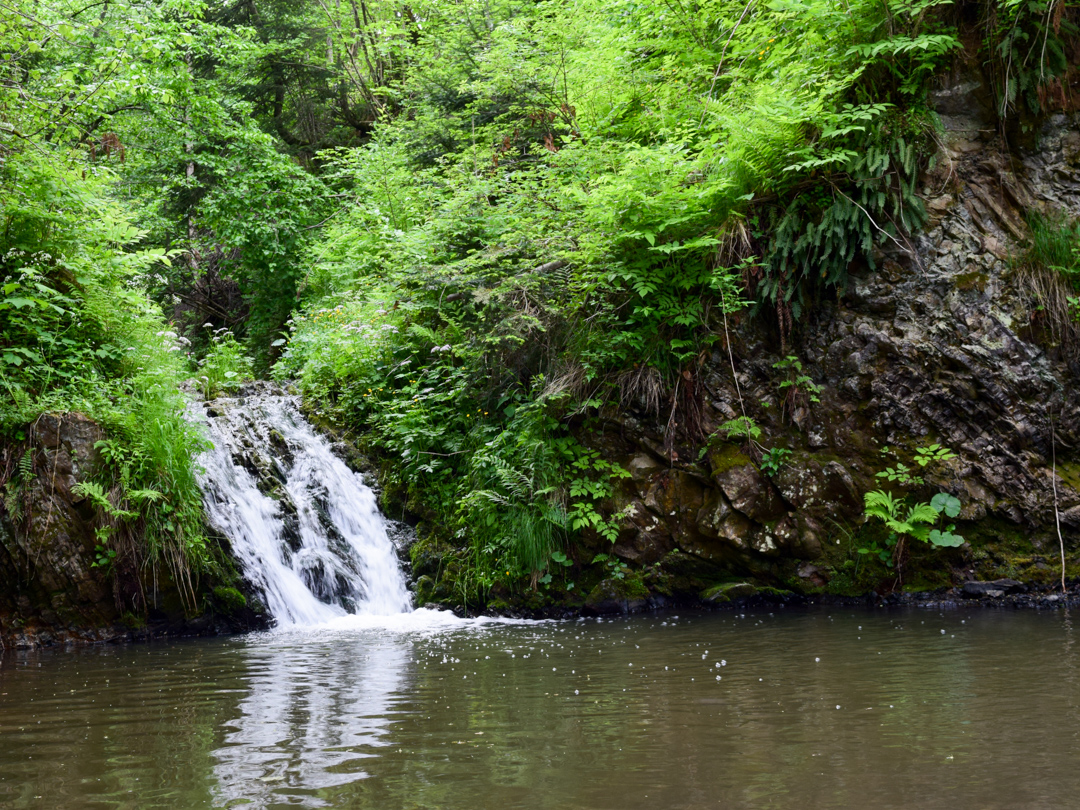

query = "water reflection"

[212,632,414,807]
[6,609,1080,809]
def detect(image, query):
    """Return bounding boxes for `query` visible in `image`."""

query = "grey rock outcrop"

[591,73,1080,586]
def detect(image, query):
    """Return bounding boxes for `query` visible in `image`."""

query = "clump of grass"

[1016,210,1080,355]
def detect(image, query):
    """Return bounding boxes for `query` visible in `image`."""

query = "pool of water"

[2,606,1079,809]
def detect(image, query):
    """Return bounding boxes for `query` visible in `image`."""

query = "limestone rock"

[714,463,786,523]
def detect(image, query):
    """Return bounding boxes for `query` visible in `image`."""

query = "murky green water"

[2,607,1079,809]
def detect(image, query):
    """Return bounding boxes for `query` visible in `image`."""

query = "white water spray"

[195,389,412,626]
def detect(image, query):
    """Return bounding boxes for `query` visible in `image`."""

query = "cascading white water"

[195,388,413,626]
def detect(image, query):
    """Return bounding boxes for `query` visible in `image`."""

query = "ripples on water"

[2,607,1079,809]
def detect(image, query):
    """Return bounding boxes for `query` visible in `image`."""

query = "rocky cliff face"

[0,414,125,647]
[582,75,1080,600]
[0,413,258,649]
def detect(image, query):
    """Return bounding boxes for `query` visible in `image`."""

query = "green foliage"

[864,489,940,543]
[862,443,964,573]
[196,327,254,398]
[863,488,965,553]
[718,416,763,443]
[876,443,956,485]
[758,118,932,321]
[1026,210,1080,275]
[760,447,793,477]
[212,586,248,613]
[268,0,970,601]
[928,492,965,547]
[1016,209,1080,350]
[591,552,633,582]
[915,443,957,467]
[0,0,997,610]
[0,5,214,603]
[986,0,1079,118]
[876,461,924,487]
[773,355,822,422]
[1025,209,1080,315]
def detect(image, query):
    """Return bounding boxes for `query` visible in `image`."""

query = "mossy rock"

[584,574,649,614]
[212,586,247,614]
[701,581,757,603]
[706,443,753,477]
[413,575,437,604]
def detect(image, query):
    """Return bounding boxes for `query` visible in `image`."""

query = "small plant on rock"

[876,443,957,487]
[760,447,792,476]
[773,355,821,423]
[861,490,965,574]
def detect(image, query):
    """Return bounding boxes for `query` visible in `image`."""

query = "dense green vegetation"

[1,0,1077,609]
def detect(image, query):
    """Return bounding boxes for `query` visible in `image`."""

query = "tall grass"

[1017,210,1080,355]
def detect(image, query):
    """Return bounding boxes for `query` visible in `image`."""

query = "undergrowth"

[0,151,214,610]
[274,0,970,601]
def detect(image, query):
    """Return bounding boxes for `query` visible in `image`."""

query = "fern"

[72,481,139,521]
[17,450,34,483]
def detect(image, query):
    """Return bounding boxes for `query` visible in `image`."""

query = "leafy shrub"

[196,327,254,399]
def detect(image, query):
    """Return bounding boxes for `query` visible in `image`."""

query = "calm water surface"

[2,607,1079,809]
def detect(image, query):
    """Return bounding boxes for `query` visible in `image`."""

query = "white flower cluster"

[155,329,191,353]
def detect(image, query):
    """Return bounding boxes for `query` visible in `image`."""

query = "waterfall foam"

[195,389,413,626]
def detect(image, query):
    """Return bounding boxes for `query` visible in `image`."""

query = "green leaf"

[929,529,964,547]
[930,492,961,518]
[905,502,940,525]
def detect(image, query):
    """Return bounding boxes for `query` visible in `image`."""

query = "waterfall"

[195,388,413,626]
